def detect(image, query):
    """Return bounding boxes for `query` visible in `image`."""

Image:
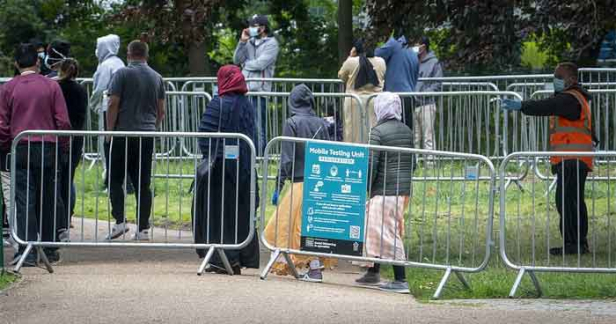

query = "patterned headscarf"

[374,92,402,123]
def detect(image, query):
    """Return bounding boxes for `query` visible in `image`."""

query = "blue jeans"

[250,96,267,156]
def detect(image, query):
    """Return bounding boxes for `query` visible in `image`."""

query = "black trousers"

[108,137,154,231]
[14,143,66,244]
[60,137,83,218]
[401,96,414,133]
[554,160,589,246]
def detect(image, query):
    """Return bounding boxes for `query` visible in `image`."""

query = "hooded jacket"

[233,36,280,92]
[277,85,331,190]
[90,34,125,113]
[415,51,443,104]
[375,36,419,92]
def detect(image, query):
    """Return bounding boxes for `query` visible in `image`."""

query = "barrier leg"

[454,271,471,290]
[36,246,54,274]
[217,248,234,276]
[260,249,280,280]
[509,267,541,297]
[433,267,452,299]
[13,243,33,273]
[197,246,215,276]
[528,270,543,297]
[283,252,299,279]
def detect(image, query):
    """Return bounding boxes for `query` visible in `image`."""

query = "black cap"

[48,40,71,61]
[249,14,269,27]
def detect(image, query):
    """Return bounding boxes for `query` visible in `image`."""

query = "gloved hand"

[271,190,279,206]
[501,99,522,111]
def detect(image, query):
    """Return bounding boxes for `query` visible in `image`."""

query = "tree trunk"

[337,0,353,65]
[188,41,210,76]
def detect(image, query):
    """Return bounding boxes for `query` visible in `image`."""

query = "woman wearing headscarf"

[355,92,415,294]
[263,84,337,282]
[338,39,386,144]
[193,65,260,274]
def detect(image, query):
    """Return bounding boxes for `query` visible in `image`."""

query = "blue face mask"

[249,27,260,38]
[553,78,566,93]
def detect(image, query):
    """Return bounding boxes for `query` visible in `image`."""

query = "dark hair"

[128,40,149,58]
[557,62,578,81]
[59,58,80,81]
[14,43,38,69]
[420,36,430,51]
[353,39,375,57]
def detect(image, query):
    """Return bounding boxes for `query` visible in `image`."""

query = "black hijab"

[353,39,380,90]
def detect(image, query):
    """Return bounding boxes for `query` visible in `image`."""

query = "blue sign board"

[300,141,369,256]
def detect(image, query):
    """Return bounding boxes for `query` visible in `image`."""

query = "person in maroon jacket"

[0,43,72,266]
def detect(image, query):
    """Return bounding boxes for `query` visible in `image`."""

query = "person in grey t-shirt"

[105,40,166,241]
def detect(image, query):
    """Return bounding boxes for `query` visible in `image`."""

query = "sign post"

[301,141,369,256]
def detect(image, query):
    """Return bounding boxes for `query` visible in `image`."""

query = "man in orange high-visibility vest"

[502,62,596,256]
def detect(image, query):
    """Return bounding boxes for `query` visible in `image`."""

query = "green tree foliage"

[525,0,616,66]
[365,0,616,72]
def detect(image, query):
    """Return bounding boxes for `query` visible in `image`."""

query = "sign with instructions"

[300,141,369,256]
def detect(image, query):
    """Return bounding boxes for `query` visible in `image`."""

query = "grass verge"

[0,271,17,291]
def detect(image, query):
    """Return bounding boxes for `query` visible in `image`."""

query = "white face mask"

[411,46,420,53]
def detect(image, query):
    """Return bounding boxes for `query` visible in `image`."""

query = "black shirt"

[58,79,87,130]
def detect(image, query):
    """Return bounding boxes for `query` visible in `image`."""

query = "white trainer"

[132,229,150,241]
[106,222,129,241]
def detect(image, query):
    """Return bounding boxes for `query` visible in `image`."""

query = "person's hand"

[240,28,250,43]
[501,99,522,111]
[271,190,279,206]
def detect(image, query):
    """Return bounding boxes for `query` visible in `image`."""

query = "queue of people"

[0,14,592,298]
[0,38,163,266]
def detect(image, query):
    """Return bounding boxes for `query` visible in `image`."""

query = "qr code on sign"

[349,226,360,239]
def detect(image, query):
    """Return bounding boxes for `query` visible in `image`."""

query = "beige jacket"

[338,56,386,94]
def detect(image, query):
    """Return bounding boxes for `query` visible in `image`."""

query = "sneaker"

[106,222,129,241]
[11,252,37,267]
[355,271,381,286]
[58,229,70,242]
[132,229,150,241]
[300,268,323,283]
[300,259,324,283]
[379,281,410,294]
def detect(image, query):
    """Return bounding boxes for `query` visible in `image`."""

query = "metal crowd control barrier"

[164,91,212,158]
[8,130,257,276]
[181,78,345,95]
[259,137,496,299]
[245,92,364,155]
[365,91,524,160]
[78,80,178,165]
[500,151,616,297]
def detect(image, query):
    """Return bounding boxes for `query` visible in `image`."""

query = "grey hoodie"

[415,51,443,105]
[90,34,125,113]
[233,37,280,92]
[277,85,331,190]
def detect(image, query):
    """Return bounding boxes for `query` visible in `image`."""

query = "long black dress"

[193,93,260,269]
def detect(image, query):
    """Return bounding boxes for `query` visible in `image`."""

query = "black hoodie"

[277,85,330,190]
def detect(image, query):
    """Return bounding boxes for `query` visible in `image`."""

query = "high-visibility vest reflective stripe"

[549,89,593,169]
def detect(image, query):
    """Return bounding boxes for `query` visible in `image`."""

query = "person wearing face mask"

[502,62,597,256]
[44,40,71,79]
[89,34,130,192]
[233,14,280,156]
[338,39,386,143]
[29,38,51,76]
[412,37,443,156]
[375,34,420,131]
